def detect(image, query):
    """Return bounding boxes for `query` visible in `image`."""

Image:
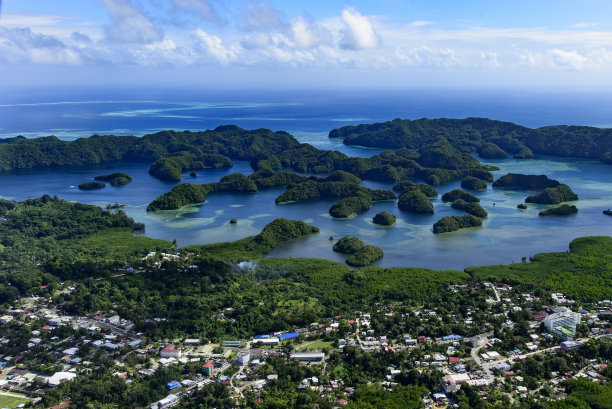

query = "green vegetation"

[467,236,612,300]
[333,236,365,254]
[78,181,105,190]
[149,152,233,182]
[330,117,612,163]
[526,184,579,204]
[393,181,438,198]
[604,209,612,216]
[0,394,30,408]
[329,196,372,218]
[346,245,384,267]
[478,141,508,158]
[433,215,482,234]
[332,236,382,266]
[373,211,396,225]
[94,172,133,186]
[493,173,560,189]
[441,189,479,203]
[539,204,578,216]
[275,175,395,205]
[147,173,258,211]
[451,199,488,217]
[398,190,434,213]
[186,218,319,261]
[461,176,487,191]
[229,218,238,224]
[345,385,426,409]
[518,203,528,209]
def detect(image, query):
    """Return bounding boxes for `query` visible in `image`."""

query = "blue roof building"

[167,380,181,390]
[254,334,270,339]
[279,332,299,340]
[442,334,462,341]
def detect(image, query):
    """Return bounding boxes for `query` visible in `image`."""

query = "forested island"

[433,215,483,234]
[373,211,396,225]
[94,172,133,186]
[332,236,384,266]
[78,181,106,190]
[329,117,612,163]
[539,204,579,217]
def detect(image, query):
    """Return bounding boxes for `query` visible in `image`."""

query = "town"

[0,278,609,408]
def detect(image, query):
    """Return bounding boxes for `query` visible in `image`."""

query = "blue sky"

[1,0,612,89]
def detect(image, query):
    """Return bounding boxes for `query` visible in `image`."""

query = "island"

[332,236,383,266]
[333,236,365,254]
[373,211,396,226]
[329,196,372,218]
[346,245,384,267]
[94,172,133,186]
[78,181,106,190]
[604,209,612,216]
[398,189,434,213]
[461,176,487,191]
[393,181,439,197]
[525,184,579,204]
[517,203,528,210]
[329,117,612,163]
[441,189,480,203]
[539,204,579,216]
[433,215,483,234]
[146,173,258,212]
[451,199,488,218]
[492,173,560,189]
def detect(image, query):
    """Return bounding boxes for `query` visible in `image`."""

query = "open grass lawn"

[297,339,334,351]
[0,394,30,408]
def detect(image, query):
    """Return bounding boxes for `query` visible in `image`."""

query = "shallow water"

[0,152,610,270]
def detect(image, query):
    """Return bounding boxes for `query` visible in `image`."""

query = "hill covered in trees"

[329,117,612,164]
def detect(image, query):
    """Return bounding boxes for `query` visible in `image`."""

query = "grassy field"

[78,227,174,257]
[297,339,335,351]
[0,393,31,408]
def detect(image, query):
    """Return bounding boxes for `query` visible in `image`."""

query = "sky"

[1,0,612,89]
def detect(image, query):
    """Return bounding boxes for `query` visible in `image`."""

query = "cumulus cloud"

[192,28,236,63]
[340,7,380,50]
[100,0,163,44]
[290,15,331,49]
[548,49,588,70]
[0,27,83,65]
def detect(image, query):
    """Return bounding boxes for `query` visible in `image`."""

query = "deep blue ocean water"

[1,87,611,269]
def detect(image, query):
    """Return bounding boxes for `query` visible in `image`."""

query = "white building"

[151,394,179,409]
[160,344,182,358]
[545,309,581,336]
[48,372,77,387]
[237,352,250,366]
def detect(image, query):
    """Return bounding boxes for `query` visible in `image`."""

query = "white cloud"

[100,0,163,44]
[548,49,588,70]
[571,22,599,29]
[242,1,287,31]
[240,32,271,49]
[192,28,236,63]
[339,7,380,50]
[410,21,432,27]
[290,15,331,49]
